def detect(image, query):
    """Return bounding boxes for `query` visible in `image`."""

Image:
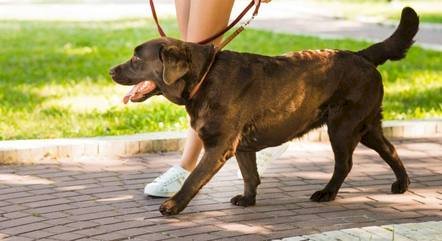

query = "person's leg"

[174,0,190,41]
[186,0,234,44]
[180,128,203,171]
[174,0,202,172]
[144,0,234,197]
[179,0,235,171]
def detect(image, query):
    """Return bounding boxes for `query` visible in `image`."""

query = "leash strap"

[198,0,260,45]
[149,0,262,100]
[149,0,166,37]
[148,0,260,46]
[188,2,260,99]
[188,50,217,99]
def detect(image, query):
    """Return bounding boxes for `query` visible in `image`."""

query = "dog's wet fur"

[111,8,419,215]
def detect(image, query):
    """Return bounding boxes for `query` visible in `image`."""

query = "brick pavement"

[0,137,441,241]
[281,221,442,241]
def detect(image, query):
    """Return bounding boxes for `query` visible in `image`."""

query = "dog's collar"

[151,0,262,100]
[188,46,219,100]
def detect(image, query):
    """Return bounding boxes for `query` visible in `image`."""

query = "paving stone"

[134,232,171,241]
[287,221,442,241]
[0,216,45,229]
[0,222,50,236]
[20,230,56,239]
[0,137,441,240]
[49,232,86,241]
[3,236,34,241]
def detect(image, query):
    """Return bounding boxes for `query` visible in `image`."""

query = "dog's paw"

[159,199,181,216]
[310,189,337,202]
[391,178,410,194]
[230,194,256,207]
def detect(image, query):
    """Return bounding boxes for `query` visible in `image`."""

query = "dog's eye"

[131,56,142,64]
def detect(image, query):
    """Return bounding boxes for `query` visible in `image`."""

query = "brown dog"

[110,8,419,215]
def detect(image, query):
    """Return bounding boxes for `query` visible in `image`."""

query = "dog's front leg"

[159,134,239,216]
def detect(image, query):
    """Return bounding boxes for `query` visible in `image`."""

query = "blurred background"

[0,0,440,140]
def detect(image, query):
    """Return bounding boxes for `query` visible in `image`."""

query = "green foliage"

[0,19,440,140]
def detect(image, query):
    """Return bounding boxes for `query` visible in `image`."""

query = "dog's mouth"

[123,80,157,104]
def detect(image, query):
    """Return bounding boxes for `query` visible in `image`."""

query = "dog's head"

[110,37,215,105]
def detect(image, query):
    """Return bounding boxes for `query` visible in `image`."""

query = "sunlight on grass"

[0,19,440,140]
[62,43,97,56]
[314,0,442,23]
[39,83,126,113]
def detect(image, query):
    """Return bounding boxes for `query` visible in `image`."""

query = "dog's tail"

[357,7,419,66]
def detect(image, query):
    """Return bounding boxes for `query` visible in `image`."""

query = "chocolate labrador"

[110,7,418,215]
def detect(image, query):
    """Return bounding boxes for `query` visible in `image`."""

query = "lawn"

[0,19,440,140]
[314,0,442,23]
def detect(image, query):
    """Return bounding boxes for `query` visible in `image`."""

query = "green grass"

[419,14,442,23]
[390,12,442,24]
[314,0,442,23]
[0,19,440,140]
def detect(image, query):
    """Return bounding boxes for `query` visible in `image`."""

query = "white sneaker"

[144,165,190,197]
[237,142,290,178]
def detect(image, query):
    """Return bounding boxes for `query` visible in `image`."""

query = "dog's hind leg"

[361,124,410,194]
[311,104,365,202]
[231,151,260,207]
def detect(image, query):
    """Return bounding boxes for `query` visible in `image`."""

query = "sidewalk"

[281,221,442,241]
[0,137,441,240]
[0,0,441,50]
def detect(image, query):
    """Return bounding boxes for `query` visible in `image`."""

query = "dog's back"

[237,7,419,152]
[237,50,382,150]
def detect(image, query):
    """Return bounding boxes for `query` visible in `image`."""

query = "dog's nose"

[109,68,117,77]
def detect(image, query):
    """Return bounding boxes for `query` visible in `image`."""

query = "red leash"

[149,0,260,46]
[148,0,261,99]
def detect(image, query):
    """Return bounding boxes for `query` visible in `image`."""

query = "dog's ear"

[160,45,190,85]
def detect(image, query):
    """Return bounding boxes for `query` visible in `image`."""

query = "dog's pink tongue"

[123,80,156,104]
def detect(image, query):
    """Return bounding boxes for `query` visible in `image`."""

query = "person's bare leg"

[174,0,202,171]
[144,0,234,197]
[179,0,234,171]
[174,0,190,41]
[180,129,203,171]
[187,0,234,44]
